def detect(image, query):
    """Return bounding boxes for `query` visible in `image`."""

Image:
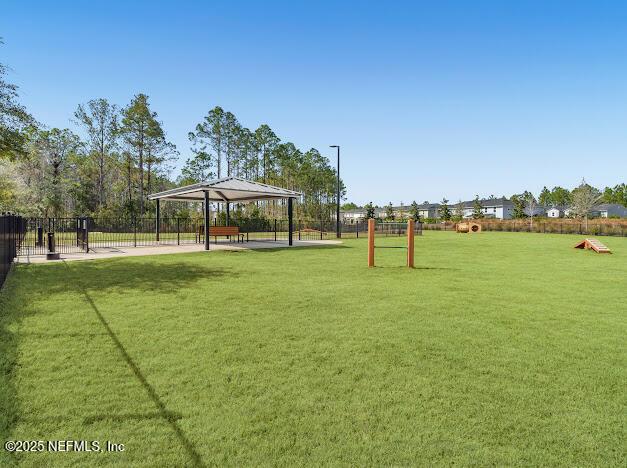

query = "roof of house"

[392,203,439,211]
[460,197,513,208]
[592,203,626,211]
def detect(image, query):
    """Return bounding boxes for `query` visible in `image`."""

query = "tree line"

[182,106,344,220]
[355,180,625,223]
[0,44,343,221]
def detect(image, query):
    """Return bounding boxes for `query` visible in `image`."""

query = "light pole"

[330,145,340,238]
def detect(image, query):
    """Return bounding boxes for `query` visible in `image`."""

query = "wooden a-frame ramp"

[574,238,612,254]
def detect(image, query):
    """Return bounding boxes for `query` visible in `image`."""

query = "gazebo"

[148,177,302,250]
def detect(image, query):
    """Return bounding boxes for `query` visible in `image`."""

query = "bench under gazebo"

[148,177,302,250]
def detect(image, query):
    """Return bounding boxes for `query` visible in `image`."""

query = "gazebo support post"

[288,197,293,246]
[203,191,210,250]
[155,199,160,242]
[226,202,230,226]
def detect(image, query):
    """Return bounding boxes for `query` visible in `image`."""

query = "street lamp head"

[330,145,339,148]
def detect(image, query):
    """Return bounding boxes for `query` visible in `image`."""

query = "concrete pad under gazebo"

[148,177,302,250]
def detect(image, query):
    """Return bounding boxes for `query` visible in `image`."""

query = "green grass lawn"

[1,231,626,466]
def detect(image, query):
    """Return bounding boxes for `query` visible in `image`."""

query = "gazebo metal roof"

[148,176,301,203]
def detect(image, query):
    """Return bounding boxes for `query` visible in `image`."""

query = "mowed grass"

[1,231,625,467]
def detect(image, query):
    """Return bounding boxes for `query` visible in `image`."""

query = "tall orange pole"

[407,219,415,268]
[368,218,375,267]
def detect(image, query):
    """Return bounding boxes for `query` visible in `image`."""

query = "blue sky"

[2,1,626,205]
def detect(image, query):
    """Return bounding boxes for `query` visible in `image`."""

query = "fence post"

[133,218,137,247]
[298,221,301,241]
[407,219,415,268]
[177,218,180,245]
[368,218,375,267]
[85,218,89,252]
[46,232,59,260]
[320,219,323,240]
[155,199,160,242]
[36,224,43,247]
[288,199,293,246]
[12,216,16,257]
[274,219,277,241]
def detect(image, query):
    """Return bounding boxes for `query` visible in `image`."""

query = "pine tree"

[550,186,572,210]
[120,94,162,215]
[510,194,526,219]
[74,98,118,211]
[538,186,551,208]
[409,200,420,222]
[255,124,279,182]
[602,183,626,207]
[454,200,465,220]
[440,198,451,221]
[385,202,395,221]
[472,195,484,218]
[365,202,375,219]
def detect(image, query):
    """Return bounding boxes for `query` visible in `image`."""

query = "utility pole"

[330,145,340,238]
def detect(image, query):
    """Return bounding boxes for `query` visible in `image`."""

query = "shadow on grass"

[18,259,238,297]
[83,410,183,424]
[368,265,459,271]
[241,243,350,254]
[413,266,458,270]
[0,271,22,466]
[19,331,110,339]
[62,261,205,467]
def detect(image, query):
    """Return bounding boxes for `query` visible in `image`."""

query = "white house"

[395,203,439,219]
[547,207,562,218]
[340,207,387,222]
[340,209,364,222]
[460,197,514,219]
[341,203,438,222]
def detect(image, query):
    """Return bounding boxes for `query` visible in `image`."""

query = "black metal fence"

[1,215,26,288]
[14,217,427,257]
[16,217,339,256]
[421,220,627,237]
[21,218,91,255]
[340,220,423,238]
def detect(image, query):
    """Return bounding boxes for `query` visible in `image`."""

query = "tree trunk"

[147,152,152,197]
[127,154,133,204]
[138,127,144,216]
[98,128,105,210]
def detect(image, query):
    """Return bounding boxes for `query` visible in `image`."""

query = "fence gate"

[18,218,89,256]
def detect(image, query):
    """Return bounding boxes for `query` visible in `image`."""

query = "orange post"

[367,218,375,267]
[407,219,415,268]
